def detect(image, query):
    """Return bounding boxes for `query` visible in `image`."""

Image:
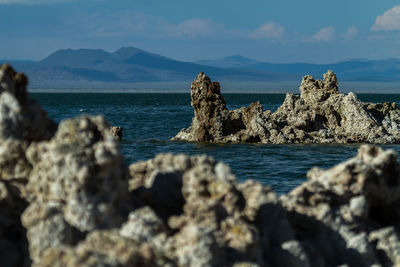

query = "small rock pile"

[173,71,400,143]
[1,64,400,266]
[109,126,123,140]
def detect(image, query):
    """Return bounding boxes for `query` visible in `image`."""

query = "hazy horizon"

[26,80,400,94]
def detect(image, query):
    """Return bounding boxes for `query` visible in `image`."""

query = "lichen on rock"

[174,71,400,144]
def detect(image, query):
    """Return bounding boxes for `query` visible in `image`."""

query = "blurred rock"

[280,144,400,266]
[23,115,132,264]
[110,126,122,140]
[35,230,157,267]
[0,64,56,195]
[0,180,30,267]
[0,64,56,267]
[129,153,302,266]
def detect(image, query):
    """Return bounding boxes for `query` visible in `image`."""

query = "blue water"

[30,93,400,194]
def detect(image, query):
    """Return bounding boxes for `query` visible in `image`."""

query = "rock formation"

[0,64,56,267]
[110,126,123,140]
[173,71,400,143]
[30,146,400,267]
[281,144,400,266]
[0,64,400,266]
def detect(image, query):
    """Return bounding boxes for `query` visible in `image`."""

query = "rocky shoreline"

[0,64,400,266]
[174,72,400,144]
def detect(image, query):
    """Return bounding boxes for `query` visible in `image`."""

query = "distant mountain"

[1,47,293,84]
[2,47,400,89]
[196,55,260,69]
[249,58,400,81]
[112,47,147,61]
[39,49,113,68]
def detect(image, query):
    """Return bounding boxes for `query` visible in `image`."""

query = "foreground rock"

[173,71,400,143]
[281,145,400,266]
[0,64,56,267]
[22,115,132,264]
[1,64,400,266]
[32,145,400,267]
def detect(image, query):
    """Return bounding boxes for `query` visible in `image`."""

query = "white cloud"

[59,12,289,42]
[248,22,284,40]
[63,12,241,40]
[341,26,358,40]
[173,19,226,39]
[371,5,400,31]
[306,26,335,43]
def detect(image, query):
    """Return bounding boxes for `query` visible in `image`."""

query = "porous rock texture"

[173,71,400,143]
[1,64,400,266]
[280,144,400,266]
[0,64,56,267]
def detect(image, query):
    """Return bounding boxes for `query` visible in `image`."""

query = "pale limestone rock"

[21,202,83,264]
[129,153,302,266]
[280,144,400,266]
[35,230,157,267]
[369,227,400,265]
[165,223,223,267]
[174,71,400,144]
[109,126,122,140]
[119,206,167,243]
[24,115,130,233]
[0,64,56,267]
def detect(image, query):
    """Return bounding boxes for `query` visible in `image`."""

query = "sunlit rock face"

[174,71,400,144]
[0,64,400,266]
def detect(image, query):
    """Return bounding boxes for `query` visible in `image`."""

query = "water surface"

[31,93,400,194]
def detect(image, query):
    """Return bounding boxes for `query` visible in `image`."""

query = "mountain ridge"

[2,47,400,87]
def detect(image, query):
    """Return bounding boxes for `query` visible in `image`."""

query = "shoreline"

[28,90,400,94]
[26,80,400,94]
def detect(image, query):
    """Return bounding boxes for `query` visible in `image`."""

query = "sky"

[1,0,400,63]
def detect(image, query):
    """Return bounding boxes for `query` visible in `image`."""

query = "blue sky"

[1,0,400,63]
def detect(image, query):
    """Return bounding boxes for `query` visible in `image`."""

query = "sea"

[31,93,400,195]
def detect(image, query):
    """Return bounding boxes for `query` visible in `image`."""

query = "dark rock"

[0,64,56,267]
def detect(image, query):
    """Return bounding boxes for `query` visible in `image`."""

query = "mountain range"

[197,55,400,82]
[2,47,400,88]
